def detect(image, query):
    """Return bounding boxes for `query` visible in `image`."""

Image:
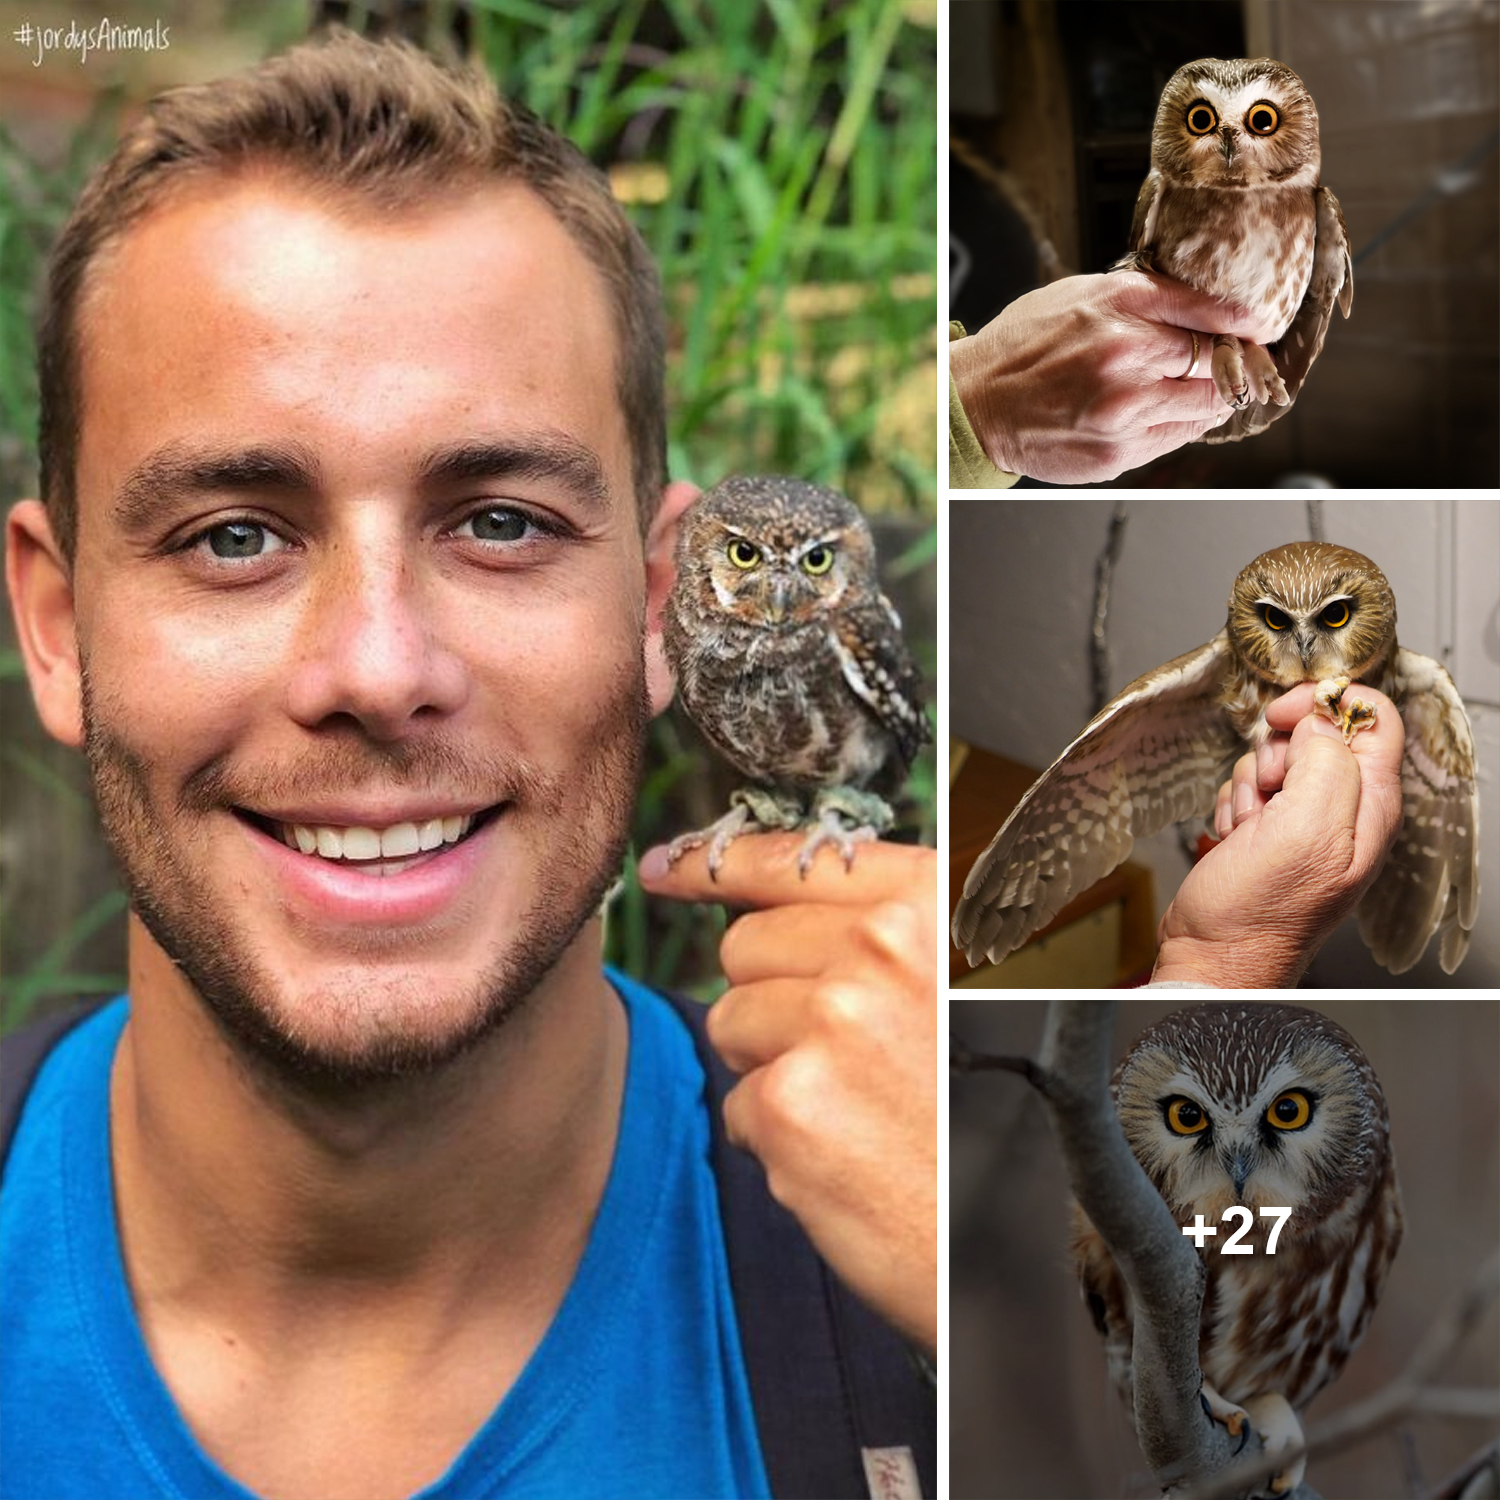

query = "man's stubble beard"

[80,661,650,1095]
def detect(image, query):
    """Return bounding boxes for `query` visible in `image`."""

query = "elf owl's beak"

[767,577,789,624]
[1218,126,1237,163]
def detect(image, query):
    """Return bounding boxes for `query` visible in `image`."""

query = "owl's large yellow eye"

[1185,100,1218,136]
[1262,604,1290,631]
[1267,1090,1312,1130]
[801,544,835,576]
[727,538,761,570]
[1166,1098,1209,1135]
[1245,101,1280,136]
[1321,600,1351,628]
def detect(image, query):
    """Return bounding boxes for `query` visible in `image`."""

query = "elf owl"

[663,475,930,875]
[1113,57,1351,442]
[1074,1003,1403,1493]
[952,541,1479,975]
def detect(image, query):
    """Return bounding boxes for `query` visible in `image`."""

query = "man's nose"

[285,545,469,740]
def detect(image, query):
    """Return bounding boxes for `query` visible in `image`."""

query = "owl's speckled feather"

[1073,1004,1402,1484]
[952,542,1479,975]
[663,475,929,871]
[1114,57,1352,442]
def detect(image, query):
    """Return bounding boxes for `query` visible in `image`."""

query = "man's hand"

[639,836,937,1353]
[950,270,1278,484]
[1152,681,1406,988]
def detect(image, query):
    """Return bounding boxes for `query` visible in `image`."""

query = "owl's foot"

[1199,1379,1250,1444]
[1241,1393,1306,1496]
[1314,674,1377,745]
[665,787,806,880]
[1210,334,1289,409]
[795,786,895,877]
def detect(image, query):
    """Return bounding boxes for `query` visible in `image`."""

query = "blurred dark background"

[949,0,1500,487]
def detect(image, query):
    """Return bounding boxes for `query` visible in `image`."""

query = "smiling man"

[1,31,936,1500]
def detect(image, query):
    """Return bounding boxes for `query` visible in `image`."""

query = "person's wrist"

[948,331,1014,473]
[1150,930,1310,989]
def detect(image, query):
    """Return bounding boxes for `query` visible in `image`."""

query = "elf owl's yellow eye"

[1267,1090,1311,1130]
[1166,1097,1209,1135]
[801,545,834,576]
[1246,102,1280,136]
[1321,601,1350,628]
[727,538,761,570]
[1263,604,1290,631]
[1185,101,1218,136]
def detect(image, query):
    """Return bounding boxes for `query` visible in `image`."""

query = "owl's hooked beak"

[1218,126,1237,163]
[1294,624,1317,671]
[766,576,789,625]
[1225,1146,1254,1201]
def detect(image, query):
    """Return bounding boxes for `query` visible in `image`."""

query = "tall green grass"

[0,0,937,1021]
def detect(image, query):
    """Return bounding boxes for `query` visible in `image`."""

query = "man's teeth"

[280,815,474,861]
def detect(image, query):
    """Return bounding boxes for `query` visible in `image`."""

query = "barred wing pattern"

[953,635,1241,967]
[1359,647,1480,974]
[831,598,932,774]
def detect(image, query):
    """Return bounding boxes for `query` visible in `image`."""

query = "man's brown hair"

[36,29,667,558]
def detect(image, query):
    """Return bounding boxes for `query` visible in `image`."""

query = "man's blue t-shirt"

[0,972,771,1500]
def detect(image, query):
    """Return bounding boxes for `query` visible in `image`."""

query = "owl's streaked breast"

[673,621,895,791]
[1153,185,1316,342]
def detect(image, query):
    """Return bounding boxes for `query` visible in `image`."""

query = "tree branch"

[1178,1249,1500,1500]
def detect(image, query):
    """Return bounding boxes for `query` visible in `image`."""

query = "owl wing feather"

[1204,185,1353,443]
[1358,647,1479,974]
[953,633,1242,967]
[829,597,932,772]
[1114,170,1163,270]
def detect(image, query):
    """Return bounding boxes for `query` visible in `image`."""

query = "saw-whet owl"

[1073,1002,1402,1493]
[1113,57,1351,442]
[952,541,1479,976]
[663,475,930,875]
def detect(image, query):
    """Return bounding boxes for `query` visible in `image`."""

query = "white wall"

[949,496,1500,990]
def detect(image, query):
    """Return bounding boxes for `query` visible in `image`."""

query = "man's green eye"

[207,522,278,559]
[727,538,761,569]
[467,508,529,543]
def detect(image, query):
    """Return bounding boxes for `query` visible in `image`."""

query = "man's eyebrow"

[417,435,612,512]
[111,442,323,533]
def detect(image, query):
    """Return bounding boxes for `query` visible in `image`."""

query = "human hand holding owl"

[953,541,1479,979]
[950,269,1272,484]
[1154,681,1406,988]
[641,837,938,1351]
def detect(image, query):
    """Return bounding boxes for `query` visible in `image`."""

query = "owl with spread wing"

[1113,57,1351,442]
[952,542,1478,976]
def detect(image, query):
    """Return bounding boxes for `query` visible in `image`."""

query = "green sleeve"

[947,321,1020,490]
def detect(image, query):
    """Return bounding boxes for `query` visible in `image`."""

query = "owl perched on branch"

[663,476,930,876]
[1113,57,1351,442]
[952,541,1479,976]
[1074,1003,1403,1494]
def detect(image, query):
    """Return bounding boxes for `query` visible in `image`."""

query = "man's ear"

[6,499,84,748]
[643,479,700,718]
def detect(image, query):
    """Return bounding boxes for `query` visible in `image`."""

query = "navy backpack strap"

[664,991,936,1500]
[0,1000,105,1175]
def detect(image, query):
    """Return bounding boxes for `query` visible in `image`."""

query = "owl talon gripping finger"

[663,476,930,879]
[1314,675,1377,746]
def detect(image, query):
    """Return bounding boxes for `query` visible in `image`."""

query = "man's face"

[61,176,654,1082]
